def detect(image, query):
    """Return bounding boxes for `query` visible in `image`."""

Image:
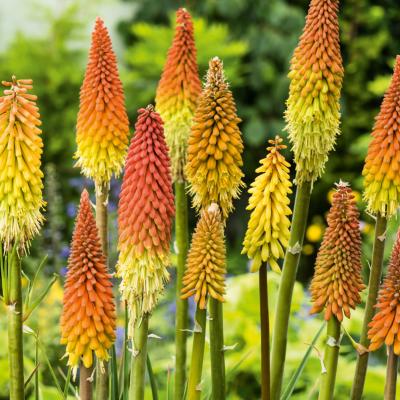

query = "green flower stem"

[209,298,225,399]
[174,181,189,400]
[270,181,312,399]
[79,364,93,400]
[95,181,110,400]
[351,215,387,400]
[129,314,149,400]
[384,345,398,400]
[7,253,24,400]
[259,263,270,400]
[318,317,341,400]
[187,306,207,400]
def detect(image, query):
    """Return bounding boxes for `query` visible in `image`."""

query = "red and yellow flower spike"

[117,106,175,335]
[242,136,292,273]
[60,189,116,371]
[310,182,364,321]
[156,8,201,182]
[181,203,226,309]
[75,17,130,185]
[186,57,244,219]
[0,77,44,249]
[286,0,343,184]
[368,229,400,354]
[363,56,400,217]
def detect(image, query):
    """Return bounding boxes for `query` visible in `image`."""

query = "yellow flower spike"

[0,77,45,249]
[285,0,343,184]
[181,203,226,309]
[75,17,130,185]
[363,56,400,217]
[156,8,201,182]
[242,136,292,273]
[186,57,244,219]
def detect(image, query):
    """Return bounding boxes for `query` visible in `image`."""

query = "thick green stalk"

[270,181,312,399]
[384,346,398,400]
[318,317,341,400]
[209,298,225,399]
[95,181,110,400]
[129,314,149,400]
[80,364,93,400]
[174,181,189,400]
[351,215,387,400]
[7,253,24,400]
[259,263,270,400]
[187,306,207,400]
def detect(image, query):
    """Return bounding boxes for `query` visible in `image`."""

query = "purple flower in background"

[66,203,77,218]
[60,246,70,259]
[115,326,125,357]
[60,267,68,277]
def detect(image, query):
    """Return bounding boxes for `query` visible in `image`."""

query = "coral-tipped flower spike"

[75,17,130,185]
[60,189,116,370]
[181,203,226,309]
[186,57,244,219]
[368,229,400,354]
[156,8,201,181]
[242,136,292,273]
[117,106,175,334]
[363,56,400,217]
[310,182,364,321]
[286,0,343,184]
[0,77,44,249]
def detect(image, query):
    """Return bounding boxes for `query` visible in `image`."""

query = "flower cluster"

[310,182,364,321]
[117,106,175,335]
[242,136,292,272]
[368,229,400,355]
[75,17,130,185]
[363,56,400,217]
[0,77,44,248]
[186,57,244,219]
[181,203,226,309]
[285,0,343,184]
[156,8,201,181]
[60,190,116,370]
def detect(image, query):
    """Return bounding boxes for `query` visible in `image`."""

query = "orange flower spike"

[310,182,365,321]
[181,203,226,309]
[286,0,343,184]
[186,57,244,219]
[363,56,400,217]
[75,17,130,185]
[156,8,201,181]
[368,229,400,355]
[117,106,175,335]
[60,189,116,371]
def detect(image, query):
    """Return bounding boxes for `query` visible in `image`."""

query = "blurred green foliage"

[0,0,399,398]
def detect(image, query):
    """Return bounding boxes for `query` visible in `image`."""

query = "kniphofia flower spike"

[117,106,175,335]
[60,189,116,371]
[156,8,201,181]
[75,17,130,185]
[242,136,292,273]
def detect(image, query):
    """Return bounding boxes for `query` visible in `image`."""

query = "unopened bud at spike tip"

[310,183,364,321]
[242,136,292,273]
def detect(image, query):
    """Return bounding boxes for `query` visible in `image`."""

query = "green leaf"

[281,322,326,400]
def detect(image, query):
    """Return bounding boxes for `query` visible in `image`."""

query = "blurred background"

[0,0,399,398]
